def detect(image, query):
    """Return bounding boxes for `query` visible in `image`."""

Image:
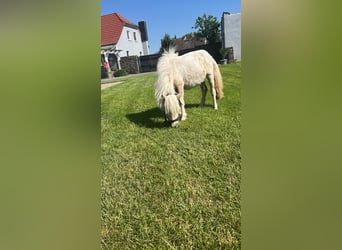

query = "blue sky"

[101,0,241,54]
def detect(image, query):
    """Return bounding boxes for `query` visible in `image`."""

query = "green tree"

[159,34,174,53]
[193,14,221,44]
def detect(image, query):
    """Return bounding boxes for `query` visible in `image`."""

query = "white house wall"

[222,13,241,61]
[116,26,145,57]
[142,41,149,56]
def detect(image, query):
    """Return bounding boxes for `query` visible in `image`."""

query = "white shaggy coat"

[155,48,223,127]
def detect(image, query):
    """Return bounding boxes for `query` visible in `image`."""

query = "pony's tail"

[213,62,224,99]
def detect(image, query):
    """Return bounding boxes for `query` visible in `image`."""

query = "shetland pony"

[155,48,224,128]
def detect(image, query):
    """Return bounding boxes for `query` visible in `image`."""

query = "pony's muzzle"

[171,121,179,128]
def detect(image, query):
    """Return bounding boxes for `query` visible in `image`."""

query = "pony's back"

[186,50,224,99]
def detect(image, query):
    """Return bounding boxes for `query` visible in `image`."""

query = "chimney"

[138,21,149,55]
[138,21,148,42]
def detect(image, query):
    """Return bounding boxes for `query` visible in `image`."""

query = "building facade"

[101,12,149,75]
[221,12,241,61]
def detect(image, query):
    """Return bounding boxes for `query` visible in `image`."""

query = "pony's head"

[162,94,182,128]
[155,48,182,127]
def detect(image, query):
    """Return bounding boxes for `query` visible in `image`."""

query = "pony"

[155,48,224,128]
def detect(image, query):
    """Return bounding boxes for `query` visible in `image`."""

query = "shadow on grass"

[126,104,212,128]
[126,104,212,129]
[126,108,166,129]
[185,103,213,109]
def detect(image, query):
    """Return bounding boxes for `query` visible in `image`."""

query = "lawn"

[101,63,241,249]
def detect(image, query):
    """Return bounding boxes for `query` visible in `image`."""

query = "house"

[101,12,149,74]
[221,12,241,61]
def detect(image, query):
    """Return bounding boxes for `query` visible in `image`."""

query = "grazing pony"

[155,48,224,128]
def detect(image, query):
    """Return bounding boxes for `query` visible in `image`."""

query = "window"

[127,31,131,40]
[133,32,137,41]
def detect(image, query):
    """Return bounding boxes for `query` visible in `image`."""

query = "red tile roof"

[101,13,138,46]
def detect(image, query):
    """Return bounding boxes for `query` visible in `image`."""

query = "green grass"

[101,63,241,249]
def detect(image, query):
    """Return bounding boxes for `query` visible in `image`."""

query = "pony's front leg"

[175,79,187,120]
[177,93,187,121]
[180,97,187,120]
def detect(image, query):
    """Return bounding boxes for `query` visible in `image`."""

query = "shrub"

[219,48,229,59]
[114,69,128,77]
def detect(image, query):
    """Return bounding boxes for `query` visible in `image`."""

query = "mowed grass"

[101,63,241,249]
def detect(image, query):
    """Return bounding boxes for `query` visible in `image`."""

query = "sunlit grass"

[101,63,241,249]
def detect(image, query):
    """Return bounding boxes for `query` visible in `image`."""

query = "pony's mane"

[164,94,181,119]
[155,48,179,108]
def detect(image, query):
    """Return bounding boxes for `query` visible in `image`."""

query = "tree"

[159,34,175,53]
[193,14,221,44]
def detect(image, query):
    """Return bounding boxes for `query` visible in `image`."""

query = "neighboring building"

[101,12,149,73]
[172,33,207,52]
[221,12,241,61]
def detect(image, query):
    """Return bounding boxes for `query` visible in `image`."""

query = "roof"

[101,13,138,46]
[173,35,207,51]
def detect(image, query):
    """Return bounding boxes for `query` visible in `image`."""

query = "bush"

[219,48,229,59]
[114,69,128,77]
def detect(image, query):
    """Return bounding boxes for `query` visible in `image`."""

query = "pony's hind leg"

[208,75,218,110]
[200,82,207,107]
